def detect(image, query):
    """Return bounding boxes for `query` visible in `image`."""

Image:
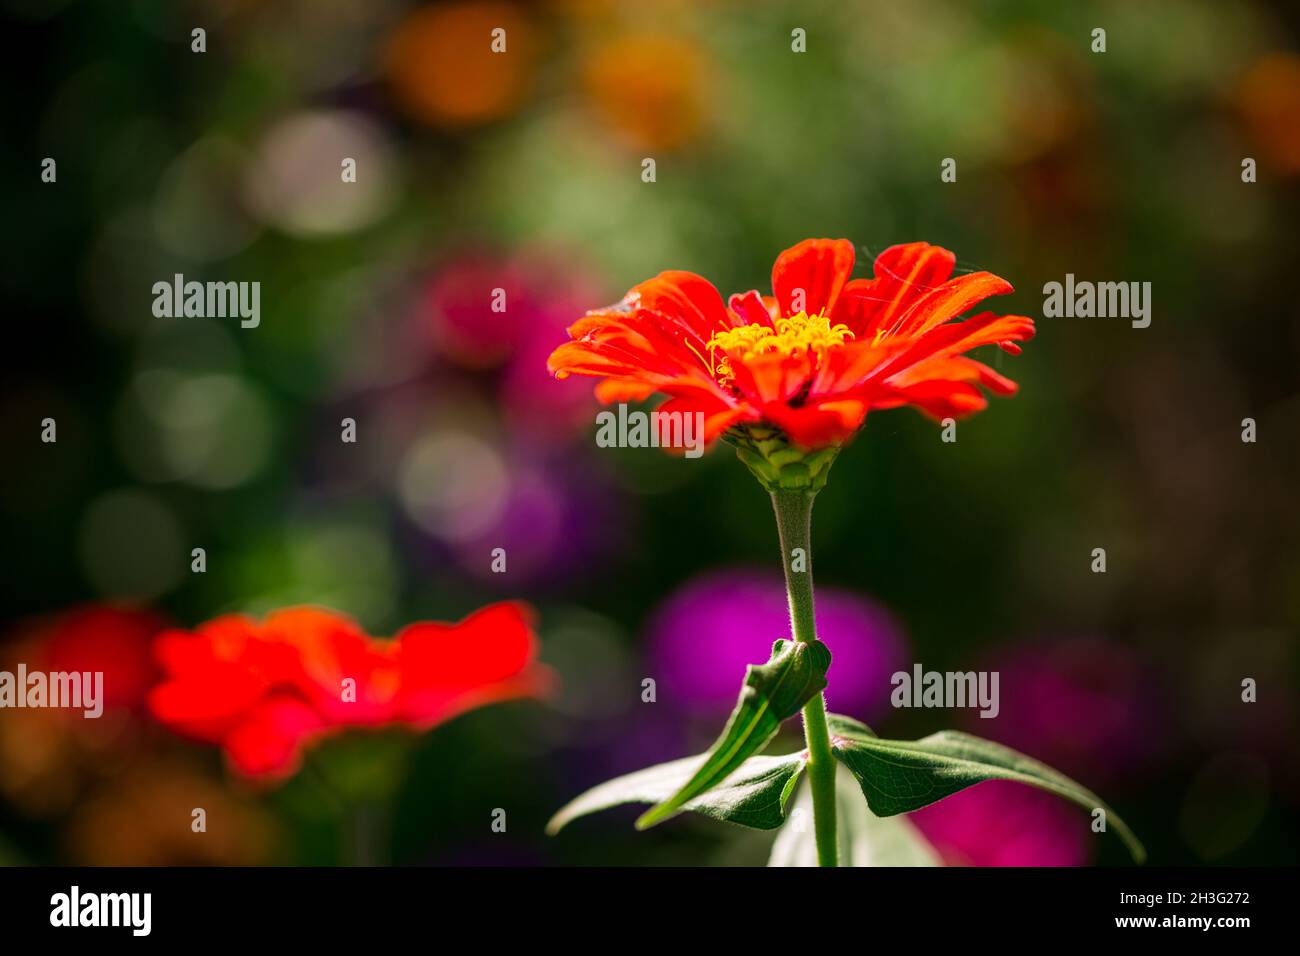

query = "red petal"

[728,349,814,404]
[395,602,548,725]
[832,242,956,337]
[627,270,734,343]
[550,306,728,395]
[222,696,327,780]
[593,378,658,403]
[858,312,1036,391]
[871,380,989,419]
[728,290,774,327]
[807,338,902,397]
[655,394,750,447]
[762,399,866,449]
[891,272,1014,339]
[890,355,1019,395]
[771,239,856,318]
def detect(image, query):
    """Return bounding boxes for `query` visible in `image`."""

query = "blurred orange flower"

[385,1,537,127]
[583,34,707,151]
[63,757,279,866]
[149,603,552,781]
[548,239,1035,452]
[1236,52,1300,175]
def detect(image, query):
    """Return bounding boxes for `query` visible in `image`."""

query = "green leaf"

[769,765,942,867]
[635,638,831,829]
[546,752,806,835]
[826,713,1146,863]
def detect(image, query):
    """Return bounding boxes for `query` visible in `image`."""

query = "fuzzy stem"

[770,487,838,867]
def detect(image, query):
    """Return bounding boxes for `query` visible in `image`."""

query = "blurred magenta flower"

[501,326,598,438]
[423,253,533,368]
[647,568,907,721]
[909,780,1091,867]
[421,248,600,435]
[423,249,595,365]
[963,637,1164,789]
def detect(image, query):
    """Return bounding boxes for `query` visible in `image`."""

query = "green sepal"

[727,424,840,493]
[635,638,831,829]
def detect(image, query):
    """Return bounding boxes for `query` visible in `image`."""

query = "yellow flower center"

[705,312,854,386]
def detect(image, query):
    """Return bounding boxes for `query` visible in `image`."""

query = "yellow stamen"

[682,337,713,376]
[706,312,854,386]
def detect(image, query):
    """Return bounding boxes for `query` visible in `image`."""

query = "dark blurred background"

[1,0,1297,866]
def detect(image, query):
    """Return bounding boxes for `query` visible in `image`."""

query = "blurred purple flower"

[647,568,908,722]
[389,430,625,590]
[443,445,625,587]
[909,780,1091,867]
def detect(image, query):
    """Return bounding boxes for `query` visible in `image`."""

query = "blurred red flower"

[1,605,167,816]
[149,603,552,780]
[36,604,165,714]
[549,239,1035,451]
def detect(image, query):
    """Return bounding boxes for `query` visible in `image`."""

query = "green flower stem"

[304,756,384,866]
[771,487,838,867]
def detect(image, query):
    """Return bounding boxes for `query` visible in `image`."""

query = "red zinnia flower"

[0,605,167,816]
[148,603,551,780]
[548,239,1034,457]
[21,604,166,715]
